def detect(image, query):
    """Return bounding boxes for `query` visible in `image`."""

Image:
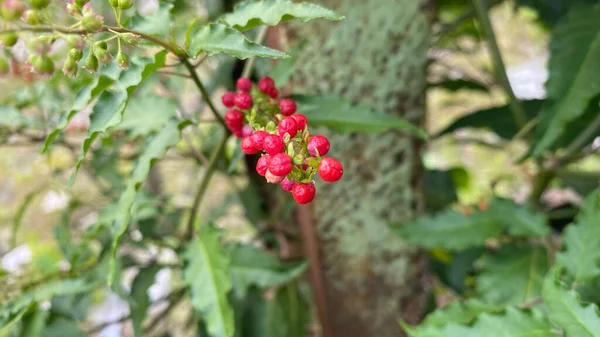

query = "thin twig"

[181,58,226,128]
[157,70,191,78]
[472,0,528,129]
[552,112,600,169]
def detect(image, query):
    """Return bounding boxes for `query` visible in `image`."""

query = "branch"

[472,0,528,129]
[181,58,227,128]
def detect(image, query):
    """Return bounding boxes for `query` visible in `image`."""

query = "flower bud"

[62,56,78,77]
[66,35,84,50]
[116,51,129,69]
[118,0,133,10]
[66,0,80,16]
[22,9,41,25]
[81,2,92,15]
[30,54,54,76]
[83,53,98,72]
[121,33,139,45]
[0,33,19,48]
[30,0,50,10]
[1,0,27,21]
[81,12,103,31]
[0,58,10,76]
[69,48,83,61]
[93,46,112,64]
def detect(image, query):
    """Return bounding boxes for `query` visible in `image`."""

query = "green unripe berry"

[30,0,50,9]
[22,9,41,25]
[118,0,133,10]
[66,36,84,50]
[1,33,19,48]
[93,47,112,64]
[83,53,98,72]
[81,13,103,32]
[116,51,129,69]
[30,54,54,75]
[94,41,108,50]
[121,33,140,45]
[62,57,78,77]
[69,48,83,61]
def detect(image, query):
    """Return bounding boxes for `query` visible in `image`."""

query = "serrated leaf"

[292,95,427,139]
[436,100,542,139]
[183,226,235,337]
[0,106,26,128]
[421,299,502,328]
[221,0,343,31]
[68,52,167,186]
[130,3,174,36]
[397,208,503,251]
[42,317,87,337]
[533,4,600,155]
[108,120,186,284]
[21,307,47,337]
[488,198,550,237]
[556,189,600,282]
[130,266,160,337]
[476,246,549,306]
[228,244,307,298]
[120,96,176,137]
[543,267,600,337]
[186,23,288,60]
[404,307,553,337]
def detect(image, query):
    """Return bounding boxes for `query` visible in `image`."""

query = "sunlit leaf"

[130,266,160,337]
[487,198,550,237]
[120,95,177,137]
[131,3,174,36]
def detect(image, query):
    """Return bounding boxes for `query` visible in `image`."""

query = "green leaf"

[543,267,600,337]
[404,307,553,337]
[476,246,549,306]
[186,23,288,60]
[423,168,461,212]
[556,189,600,282]
[20,307,47,337]
[436,100,542,139]
[428,78,490,93]
[183,225,235,337]
[292,95,428,139]
[68,52,167,186]
[108,120,186,284]
[130,3,174,36]
[221,0,343,31]
[0,106,26,128]
[42,318,87,337]
[120,96,176,137]
[228,244,308,298]
[12,188,42,248]
[130,266,160,337]
[0,305,31,336]
[422,299,502,327]
[237,291,288,337]
[396,208,503,250]
[487,198,550,237]
[532,4,600,155]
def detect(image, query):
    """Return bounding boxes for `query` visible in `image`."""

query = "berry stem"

[186,131,229,238]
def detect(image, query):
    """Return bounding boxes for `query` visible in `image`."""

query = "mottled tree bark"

[288,1,434,336]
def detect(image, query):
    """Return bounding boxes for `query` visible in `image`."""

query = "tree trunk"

[288,0,434,335]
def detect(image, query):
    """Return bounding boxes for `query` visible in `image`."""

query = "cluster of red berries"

[221,77,343,204]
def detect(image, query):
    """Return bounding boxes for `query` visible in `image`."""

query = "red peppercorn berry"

[291,113,307,131]
[280,177,295,191]
[258,76,275,94]
[318,157,343,182]
[234,92,253,110]
[269,153,293,176]
[279,98,297,116]
[241,136,259,154]
[265,170,285,184]
[236,77,252,92]
[263,134,285,155]
[277,116,298,138]
[256,155,270,176]
[225,109,244,130]
[267,87,279,99]
[250,130,268,150]
[221,91,235,107]
[307,135,330,157]
[292,182,316,204]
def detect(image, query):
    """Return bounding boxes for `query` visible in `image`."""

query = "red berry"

[292,182,316,204]
[269,153,293,176]
[234,92,253,110]
[280,177,295,191]
[233,129,244,138]
[241,136,259,154]
[267,87,279,99]
[277,116,298,138]
[251,130,268,150]
[307,135,330,157]
[279,98,297,116]
[263,134,285,155]
[236,77,252,92]
[291,113,307,131]
[265,170,285,184]
[256,155,270,176]
[318,157,343,182]
[225,109,244,130]
[258,76,275,94]
[221,91,236,107]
